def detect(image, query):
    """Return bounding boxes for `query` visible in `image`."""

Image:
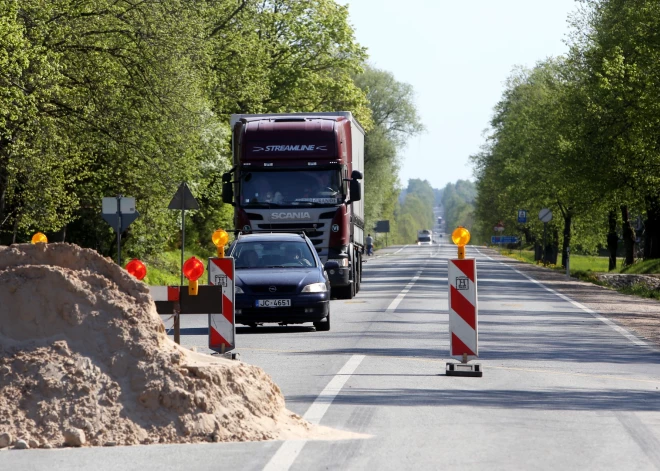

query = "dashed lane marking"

[263,354,365,471]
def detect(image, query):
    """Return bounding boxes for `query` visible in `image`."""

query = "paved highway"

[6,244,660,470]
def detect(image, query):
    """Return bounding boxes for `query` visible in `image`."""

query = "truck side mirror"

[351,170,363,180]
[349,179,362,202]
[222,181,234,204]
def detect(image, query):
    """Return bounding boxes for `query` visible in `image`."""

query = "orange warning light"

[31,232,48,244]
[212,229,229,258]
[452,227,470,260]
[126,259,147,280]
[451,227,471,247]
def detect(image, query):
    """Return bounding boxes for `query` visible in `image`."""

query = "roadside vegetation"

[495,246,660,300]
[0,1,422,265]
[470,0,660,272]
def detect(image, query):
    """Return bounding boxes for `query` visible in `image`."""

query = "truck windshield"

[240,170,342,206]
[233,241,316,268]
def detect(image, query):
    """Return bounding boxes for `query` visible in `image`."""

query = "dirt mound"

[0,243,312,448]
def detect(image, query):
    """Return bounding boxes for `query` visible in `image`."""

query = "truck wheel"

[334,284,352,299]
[355,252,361,293]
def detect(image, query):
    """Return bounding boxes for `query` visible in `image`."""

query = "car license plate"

[256,299,291,308]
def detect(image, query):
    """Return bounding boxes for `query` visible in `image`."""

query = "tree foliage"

[0,0,426,260]
[471,0,660,265]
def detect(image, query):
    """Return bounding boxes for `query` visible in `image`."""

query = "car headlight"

[302,282,328,293]
[235,286,244,294]
[328,258,349,267]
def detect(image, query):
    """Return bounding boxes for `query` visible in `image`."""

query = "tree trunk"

[644,195,660,259]
[522,227,535,245]
[11,217,18,244]
[621,205,636,266]
[561,211,572,268]
[0,140,9,230]
[607,210,618,271]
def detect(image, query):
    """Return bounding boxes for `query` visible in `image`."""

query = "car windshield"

[233,240,317,269]
[240,170,342,207]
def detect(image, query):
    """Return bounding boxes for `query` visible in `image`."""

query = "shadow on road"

[288,387,660,411]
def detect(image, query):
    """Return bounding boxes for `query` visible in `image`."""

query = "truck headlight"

[235,286,244,294]
[328,258,349,267]
[302,283,328,293]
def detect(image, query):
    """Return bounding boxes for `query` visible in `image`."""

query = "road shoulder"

[479,248,660,350]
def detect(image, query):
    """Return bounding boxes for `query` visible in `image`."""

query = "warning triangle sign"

[168,182,199,210]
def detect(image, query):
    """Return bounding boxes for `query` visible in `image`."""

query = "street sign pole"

[116,195,122,265]
[542,223,547,265]
[181,194,186,287]
[168,182,200,286]
[102,196,139,266]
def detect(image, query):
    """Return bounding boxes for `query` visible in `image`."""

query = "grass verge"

[493,246,660,300]
[142,246,215,286]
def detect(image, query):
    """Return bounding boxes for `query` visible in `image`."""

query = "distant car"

[228,233,336,331]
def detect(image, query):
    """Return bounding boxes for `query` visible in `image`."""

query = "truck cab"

[222,112,365,299]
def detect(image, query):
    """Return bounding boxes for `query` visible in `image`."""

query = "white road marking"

[263,354,365,471]
[386,270,423,313]
[476,249,649,348]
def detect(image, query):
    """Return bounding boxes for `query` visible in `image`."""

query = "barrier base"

[213,351,240,361]
[446,362,483,377]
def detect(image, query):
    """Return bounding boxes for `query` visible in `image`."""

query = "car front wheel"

[313,312,330,332]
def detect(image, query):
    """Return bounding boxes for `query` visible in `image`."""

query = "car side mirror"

[324,260,340,271]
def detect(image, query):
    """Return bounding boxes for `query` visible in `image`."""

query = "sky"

[340,0,581,190]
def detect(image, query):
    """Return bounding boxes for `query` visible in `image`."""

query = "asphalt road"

[6,244,660,470]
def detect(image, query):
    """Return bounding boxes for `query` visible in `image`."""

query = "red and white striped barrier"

[150,286,180,331]
[208,257,235,353]
[448,258,478,359]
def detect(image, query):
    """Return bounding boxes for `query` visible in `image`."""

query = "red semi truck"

[222,112,365,299]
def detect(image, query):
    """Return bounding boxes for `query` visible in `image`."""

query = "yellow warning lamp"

[212,229,229,258]
[31,232,48,244]
[183,256,205,295]
[451,227,471,259]
[125,259,147,281]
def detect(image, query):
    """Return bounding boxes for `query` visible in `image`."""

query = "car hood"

[235,268,323,291]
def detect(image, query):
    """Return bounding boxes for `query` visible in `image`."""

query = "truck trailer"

[222,112,365,299]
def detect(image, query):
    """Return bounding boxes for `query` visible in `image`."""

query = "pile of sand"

[0,243,313,448]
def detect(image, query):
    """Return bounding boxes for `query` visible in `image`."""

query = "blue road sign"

[491,236,520,244]
[517,210,527,223]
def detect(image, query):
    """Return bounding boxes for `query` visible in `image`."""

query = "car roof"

[236,233,309,243]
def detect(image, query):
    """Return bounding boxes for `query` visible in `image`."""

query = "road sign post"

[168,182,200,286]
[102,196,139,265]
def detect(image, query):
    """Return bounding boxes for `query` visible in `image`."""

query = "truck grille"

[256,223,324,239]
